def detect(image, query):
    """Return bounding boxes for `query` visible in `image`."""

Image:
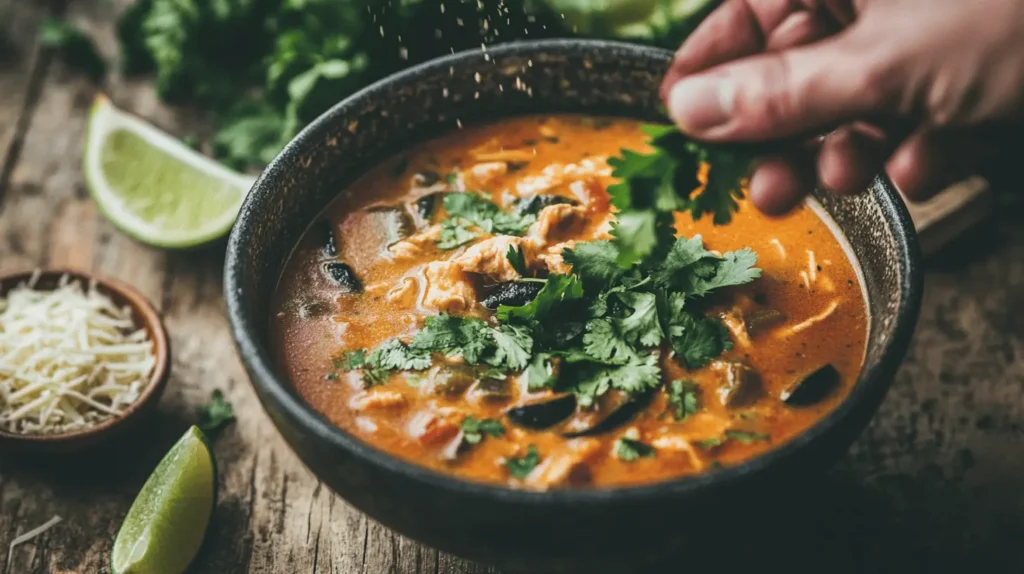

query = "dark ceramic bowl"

[225,39,922,572]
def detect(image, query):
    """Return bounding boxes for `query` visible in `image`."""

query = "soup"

[271,115,868,490]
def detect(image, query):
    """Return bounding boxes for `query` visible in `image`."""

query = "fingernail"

[668,75,734,134]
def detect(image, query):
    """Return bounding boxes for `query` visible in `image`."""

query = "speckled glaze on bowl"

[225,39,922,572]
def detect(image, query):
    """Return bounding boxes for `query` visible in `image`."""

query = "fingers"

[886,130,982,202]
[667,30,892,142]
[661,0,822,100]
[817,127,887,194]
[749,151,817,215]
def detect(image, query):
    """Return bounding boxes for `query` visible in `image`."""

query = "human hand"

[660,0,1024,214]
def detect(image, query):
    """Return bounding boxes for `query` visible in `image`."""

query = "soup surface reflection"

[271,115,869,490]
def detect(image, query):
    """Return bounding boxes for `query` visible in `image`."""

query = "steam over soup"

[271,116,868,490]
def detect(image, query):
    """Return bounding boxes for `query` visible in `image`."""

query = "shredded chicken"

[452,236,524,282]
[515,158,610,196]
[389,225,442,261]
[719,308,752,350]
[780,299,841,336]
[386,276,418,304]
[467,161,509,187]
[349,389,407,412]
[524,438,602,489]
[526,204,588,245]
[407,409,460,446]
[419,261,477,314]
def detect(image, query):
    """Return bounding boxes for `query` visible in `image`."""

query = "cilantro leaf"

[667,380,701,421]
[614,437,655,461]
[567,353,661,407]
[692,248,762,295]
[724,430,771,444]
[334,349,366,370]
[582,318,637,364]
[437,218,479,250]
[497,274,584,324]
[410,314,532,371]
[669,311,733,370]
[605,123,769,267]
[367,338,433,371]
[615,291,663,347]
[562,241,626,290]
[39,18,107,83]
[694,436,726,449]
[506,445,541,479]
[197,389,235,433]
[488,324,533,371]
[461,416,504,445]
[522,353,556,391]
[505,243,528,276]
[443,192,535,236]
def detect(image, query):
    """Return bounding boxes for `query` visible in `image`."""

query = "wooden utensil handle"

[905,176,993,257]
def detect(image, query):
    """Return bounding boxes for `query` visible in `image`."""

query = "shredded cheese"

[0,274,155,435]
[7,515,62,567]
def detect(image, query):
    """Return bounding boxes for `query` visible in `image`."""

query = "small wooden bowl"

[0,269,171,455]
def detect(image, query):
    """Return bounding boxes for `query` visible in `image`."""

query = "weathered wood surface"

[1,2,1023,573]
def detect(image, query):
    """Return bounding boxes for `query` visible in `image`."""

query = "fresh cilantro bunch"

[607,124,767,267]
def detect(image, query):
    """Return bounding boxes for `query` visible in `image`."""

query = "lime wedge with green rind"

[84,94,255,249]
[111,426,216,574]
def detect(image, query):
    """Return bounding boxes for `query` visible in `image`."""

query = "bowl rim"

[0,268,171,446]
[225,38,924,505]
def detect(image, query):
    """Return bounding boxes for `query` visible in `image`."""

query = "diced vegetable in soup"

[271,115,869,490]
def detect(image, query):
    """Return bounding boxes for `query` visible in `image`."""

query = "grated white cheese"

[0,274,155,435]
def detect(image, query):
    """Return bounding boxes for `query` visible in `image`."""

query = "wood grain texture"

[0,2,1021,573]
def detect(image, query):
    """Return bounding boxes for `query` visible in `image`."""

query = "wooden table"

[2,2,1023,573]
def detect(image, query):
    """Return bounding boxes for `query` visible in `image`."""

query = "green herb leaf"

[568,353,661,407]
[197,390,235,433]
[39,18,107,83]
[506,244,528,276]
[724,430,771,444]
[522,353,556,391]
[437,218,479,250]
[410,314,533,371]
[667,293,733,369]
[562,240,627,290]
[461,416,505,445]
[443,192,535,236]
[506,444,541,479]
[668,380,701,421]
[694,436,726,449]
[334,349,366,370]
[582,318,637,364]
[614,437,655,461]
[497,274,584,324]
[367,338,433,371]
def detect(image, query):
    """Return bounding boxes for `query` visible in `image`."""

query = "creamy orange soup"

[271,115,868,490]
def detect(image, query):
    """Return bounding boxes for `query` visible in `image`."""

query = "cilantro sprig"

[506,445,541,479]
[461,416,505,444]
[607,124,769,268]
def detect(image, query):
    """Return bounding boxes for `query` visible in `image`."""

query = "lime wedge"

[111,426,217,574]
[83,94,255,249]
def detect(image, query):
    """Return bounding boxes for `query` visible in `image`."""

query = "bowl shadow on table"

[0,409,194,492]
[491,463,1018,574]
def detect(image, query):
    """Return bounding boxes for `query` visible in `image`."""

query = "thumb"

[665,30,894,142]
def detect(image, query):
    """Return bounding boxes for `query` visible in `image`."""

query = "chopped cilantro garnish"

[606,124,768,267]
[566,353,662,408]
[443,192,535,236]
[668,380,701,421]
[437,218,479,250]
[522,353,556,391]
[197,390,235,434]
[666,293,733,370]
[506,444,541,479]
[410,314,533,371]
[724,430,771,444]
[461,416,505,445]
[367,339,433,371]
[497,274,584,324]
[334,349,366,370]
[614,437,655,461]
[694,436,726,449]
[561,240,626,290]
[506,244,528,276]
